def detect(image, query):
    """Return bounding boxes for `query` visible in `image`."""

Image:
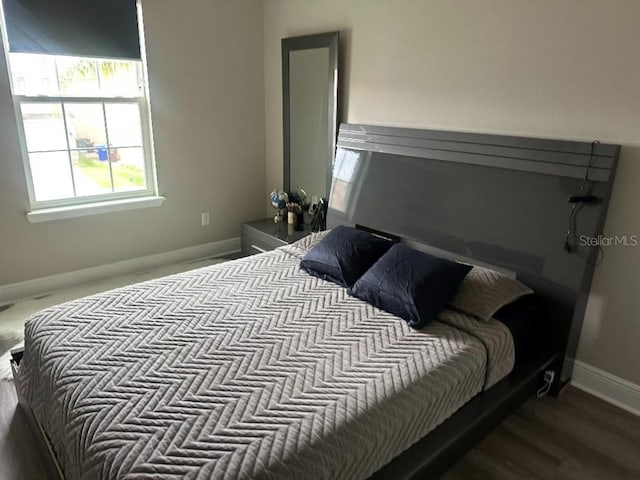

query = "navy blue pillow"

[350,243,472,329]
[300,225,394,287]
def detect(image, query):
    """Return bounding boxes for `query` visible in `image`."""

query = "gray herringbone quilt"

[20,236,514,479]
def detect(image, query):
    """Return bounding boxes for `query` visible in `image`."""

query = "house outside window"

[0,0,160,220]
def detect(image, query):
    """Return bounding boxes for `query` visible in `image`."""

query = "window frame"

[0,1,159,214]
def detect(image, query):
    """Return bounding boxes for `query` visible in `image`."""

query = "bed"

[17,233,514,479]
[12,124,620,479]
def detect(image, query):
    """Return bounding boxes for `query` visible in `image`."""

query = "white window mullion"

[95,61,102,95]
[60,102,78,197]
[13,99,39,207]
[53,57,62,96]
[138,97,156,194]
[14,95,140,104]
[101,102,116,193]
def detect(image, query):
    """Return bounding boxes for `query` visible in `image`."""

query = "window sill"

[26,196,166,223]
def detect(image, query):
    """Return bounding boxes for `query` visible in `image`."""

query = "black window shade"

[2,0,141,60]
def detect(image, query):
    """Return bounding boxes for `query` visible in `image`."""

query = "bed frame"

[329,123,619,477]
[11,123,620,479]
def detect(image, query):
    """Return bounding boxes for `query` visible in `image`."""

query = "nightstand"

[241,218,312,256]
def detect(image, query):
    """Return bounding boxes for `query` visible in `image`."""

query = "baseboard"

[571,360,640,417]
[0,238,240,305]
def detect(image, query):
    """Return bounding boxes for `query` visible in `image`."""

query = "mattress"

[20,235,515,479]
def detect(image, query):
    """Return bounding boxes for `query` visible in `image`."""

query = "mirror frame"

[282,31,339,198]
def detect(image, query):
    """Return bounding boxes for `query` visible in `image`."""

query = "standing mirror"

[282,31,339,202]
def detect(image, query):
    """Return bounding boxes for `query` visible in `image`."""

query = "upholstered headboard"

[327,123,620,385]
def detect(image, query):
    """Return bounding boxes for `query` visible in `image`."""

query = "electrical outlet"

[201,212,210,226]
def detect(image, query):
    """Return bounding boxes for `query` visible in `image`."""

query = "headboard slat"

[339,124,619,156]
[338,124,616,181]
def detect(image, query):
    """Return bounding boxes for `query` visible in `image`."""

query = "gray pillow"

[449,266,533,321]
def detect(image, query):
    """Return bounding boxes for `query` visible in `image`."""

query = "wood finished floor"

[0,380,49,479]
[444,386,640,480]
[0,381,638,479]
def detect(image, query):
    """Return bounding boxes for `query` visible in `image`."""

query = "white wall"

[264,0,640,385]
[0,0,265,286]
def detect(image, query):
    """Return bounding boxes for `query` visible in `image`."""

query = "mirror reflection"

[289,48,330,199]
[282,32,338,203]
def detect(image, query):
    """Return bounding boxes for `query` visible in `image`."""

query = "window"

[9,54,153,204]
[1,0,159,216]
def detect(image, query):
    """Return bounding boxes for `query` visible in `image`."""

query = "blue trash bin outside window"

[97,146,108,161]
